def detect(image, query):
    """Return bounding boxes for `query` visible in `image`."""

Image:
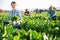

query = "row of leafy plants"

[22,15,60,40]
[0,14,60,40]
[0,24,44,40]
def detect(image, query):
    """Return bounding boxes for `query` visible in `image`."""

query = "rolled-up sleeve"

[8,11,12,21]
[9,11,12,16]
[47,11,50,17]
[17,11,22,22]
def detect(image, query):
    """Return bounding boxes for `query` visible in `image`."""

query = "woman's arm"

[46,11,50,18]
[17,11,22,22]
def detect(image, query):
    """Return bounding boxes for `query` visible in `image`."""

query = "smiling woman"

[0,0,60,11]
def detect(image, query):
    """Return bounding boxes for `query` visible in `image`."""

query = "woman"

[47,6,57,20]
[25,9,30,16]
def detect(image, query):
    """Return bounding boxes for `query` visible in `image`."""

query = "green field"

[0,11,60,40]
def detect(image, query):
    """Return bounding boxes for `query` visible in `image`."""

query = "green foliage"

[0,11,60,40]
[11,16,20,21]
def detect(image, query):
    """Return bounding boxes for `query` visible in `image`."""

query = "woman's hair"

[49,6,53,10]
[11,1,16,5]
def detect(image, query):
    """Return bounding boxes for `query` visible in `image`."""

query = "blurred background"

[0,0,60,11]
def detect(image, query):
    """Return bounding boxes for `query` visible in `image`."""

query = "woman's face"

[11,3,16,10]
[49,6,53,10]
